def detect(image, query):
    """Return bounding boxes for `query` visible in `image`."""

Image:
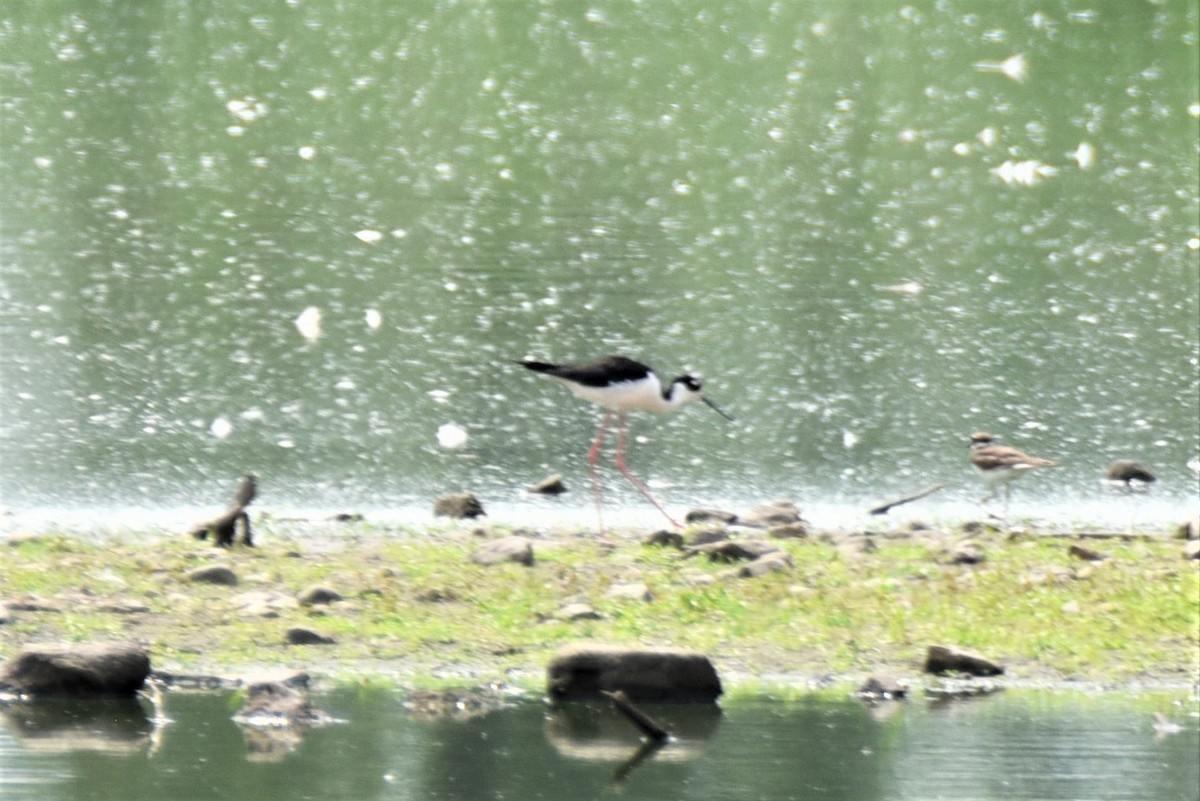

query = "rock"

[232,591,298,618]
[285,627,336,646]
[547,644,722,702]
[686,523,731,546]
[644,530,684,549]
[0,642,151,697]
[470,535,534,567]
[297,585,343,606]
[1174,514,1200,540]
[605,582,652,602]
[684,508,738,525]
[1068,544,1107,562]
[923,645,1004,677]
[857,674,907,700]
[735,550,794,578]
[434,492,486,519]
[687,539,780,562]
[558,603,604,622]
[185,565,238,586]
[0,603,9,625]
[234,680,324,726]
[949,540,986,565]
[768,522,809,540]
[1185,540,1200,560]
[527,474,567,495]
[739,500,802,528]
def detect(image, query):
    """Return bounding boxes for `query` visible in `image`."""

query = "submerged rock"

[0,642,151,698]
[546,644,722,702]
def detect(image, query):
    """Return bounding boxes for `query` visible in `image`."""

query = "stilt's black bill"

[702,396,734,422]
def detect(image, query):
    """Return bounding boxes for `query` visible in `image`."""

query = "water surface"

[2,2,1198,526]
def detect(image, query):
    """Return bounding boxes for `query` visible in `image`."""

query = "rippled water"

[1,689,1197,801]
[1,2,1197,527]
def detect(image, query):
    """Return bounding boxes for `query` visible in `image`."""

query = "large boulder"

[547,644,722,703]
[0,642,151,697]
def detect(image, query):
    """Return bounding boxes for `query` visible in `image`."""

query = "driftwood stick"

[602,690,670,741]
[189,474,258,547]
[869,482,949,516]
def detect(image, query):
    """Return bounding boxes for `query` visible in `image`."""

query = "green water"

[1,689,1197,801]
[1,1,1198,525]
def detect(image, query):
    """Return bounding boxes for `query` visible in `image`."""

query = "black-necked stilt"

[518,355,733,531]
[969,432,1059,516]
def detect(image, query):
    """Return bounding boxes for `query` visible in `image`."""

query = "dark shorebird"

[969,432,1059,516]
[1104,459,1157,491]
[517,355,732,531]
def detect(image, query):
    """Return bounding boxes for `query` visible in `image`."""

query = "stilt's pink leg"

[613,413,681,529]
[588,411,612,534]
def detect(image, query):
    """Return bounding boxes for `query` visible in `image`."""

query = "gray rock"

[470,535,534,567]
[739,500,802,528]
[685,508,738,525]
[923,645,1004,677]
[949,540,986,565]
[644,529,684,549]
[605,582,653,602]
[1067,544,1107,562]
[234,680,324,726]
[1175,514,1200,540]
[735,550,794,578]
[185,565,238,586]
[434,492,486,519]
[527,474,567,495]
[857,674,907,700]
[1185,540,1200,560]
[0,642,151,697]
[687,539,780,562]
[297,585,343,606]
[686,523,731,546]
[547,644,722,702]
[768,522,809,540]
[558,603,604,622]
[285,627,336,646]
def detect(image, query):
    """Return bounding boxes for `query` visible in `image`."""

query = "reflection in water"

[0,689,1195,801]
[0,697,155,756]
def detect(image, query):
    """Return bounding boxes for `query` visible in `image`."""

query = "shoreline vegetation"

[2,514,1198,693]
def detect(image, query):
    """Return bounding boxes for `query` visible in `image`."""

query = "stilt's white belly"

[564,378,668,413]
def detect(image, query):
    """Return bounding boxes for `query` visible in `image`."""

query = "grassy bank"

[1,519,1197,688]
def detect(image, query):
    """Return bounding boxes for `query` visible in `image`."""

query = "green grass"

[2,522,1197,687]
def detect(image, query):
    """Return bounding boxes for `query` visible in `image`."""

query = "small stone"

[433,492,486,519]
[684,508,737,525]
[735,551,794,578]
[527,474,567,495]
[558,603,604,621]
[687,539,780,562]
[1174,514,1200,540]
[950,540,986,565]
[1068,544,1107,562]
[644,530,684,549]
[470,535,534,567]
[606,582,653,602]
[1061,599,1081,615]
[768,522,809,540]
[185,565,239,586]
[285,627,336,646]
[686,523,730,546]
[857,674,907,700]
[1185,540,1200,560]
[923,645,1004,677]
[739,500,802,528]
[298,586,343,606]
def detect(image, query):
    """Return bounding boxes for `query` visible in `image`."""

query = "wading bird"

[969,431,1059,518]
[518,356,733,531]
